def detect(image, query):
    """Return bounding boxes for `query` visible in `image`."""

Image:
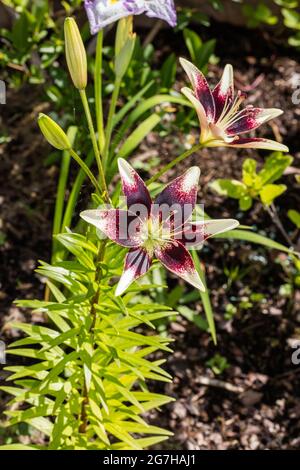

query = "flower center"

[216,91,247,130]
[200,91,247,145]
[140,217,170,255]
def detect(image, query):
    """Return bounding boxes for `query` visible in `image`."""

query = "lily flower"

[180,58,289,152]
[81,159,239,296]
[85,0,177,34]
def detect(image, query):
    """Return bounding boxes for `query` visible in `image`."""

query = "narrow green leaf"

[192,251,217,344]
[216,228,297,255]
[0,444,38,450]
[117,114,161,158]
[110,435,169,450]
[105,422,141,450]
[112,80,154,128]
[288,209,300,229]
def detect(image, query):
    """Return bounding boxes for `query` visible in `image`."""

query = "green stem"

[80,239,107,433]
[102,78,121,171]
[79,89,109,201]
[69,148,102,195]
[51,127,78,260]
[61,151,94,232]
[55,152,94,263]
[52,150,71,259]
[147,143,204,185]
[95,30,105,154]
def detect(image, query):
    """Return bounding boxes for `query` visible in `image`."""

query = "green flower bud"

[115,17,136,80]
[38,114,71,150]
[64,17,87,90]
[115,16,133,56]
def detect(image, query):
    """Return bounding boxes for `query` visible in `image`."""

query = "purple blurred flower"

[84,0,177,34]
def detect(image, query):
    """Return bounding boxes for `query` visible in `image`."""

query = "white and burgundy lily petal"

[180,57,289,152]
[80,209,142,247]
[180,218,239,247]
[118,158,152,216]
[212,64,234,122]
[221,137,289,152]
[180,58,215,123]
[181,87,210,140]
[225,108,283,135]
[155,167,200,227]
[155,240,205,291]
[115,247,151,295]
[84,0,177,34]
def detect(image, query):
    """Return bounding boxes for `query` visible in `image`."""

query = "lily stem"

[79,239,107,433]
[69,148,102,195]
[95,30,105,154]
[52,145,71,261]
[79,89,109,202]
[102,78,121,171]
[147,143,204,185]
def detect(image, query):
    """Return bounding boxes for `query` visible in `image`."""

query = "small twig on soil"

[197,376,244,394]
[143,20,164,47]
[265,204,294,248]
[241,321,266,333]
[270,121,282,143]
[234,73,264,92]
[270,367,300,382]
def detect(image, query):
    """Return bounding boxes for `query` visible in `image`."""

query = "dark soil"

[1,20,300,449]
[0,88,53,330]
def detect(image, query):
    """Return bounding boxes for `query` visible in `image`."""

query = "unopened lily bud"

[115,17,136,80]
[115,16,133,56]
[38,114,71,150]
[64,17,87,90]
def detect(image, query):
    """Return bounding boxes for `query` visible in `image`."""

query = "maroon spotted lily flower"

[180,58,289,152]
[81,159,238,296]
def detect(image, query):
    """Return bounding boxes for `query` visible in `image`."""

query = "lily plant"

[1,0,293,452]
[180,58,288,152]
[81,159,239,295]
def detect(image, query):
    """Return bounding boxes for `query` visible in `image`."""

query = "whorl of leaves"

[1,232,175,450]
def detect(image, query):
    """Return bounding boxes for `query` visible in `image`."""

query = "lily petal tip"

[179,57,194,74]
[190,271,206,292]
[118,158,135,185]
[115,267,136,297]
[228,219,240,230]
[115,285,124,297]
[223,63,234,80]
[271,108,284,118]
[80,209,92,223]
[117,157,129,171]
[186,166,201,182]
